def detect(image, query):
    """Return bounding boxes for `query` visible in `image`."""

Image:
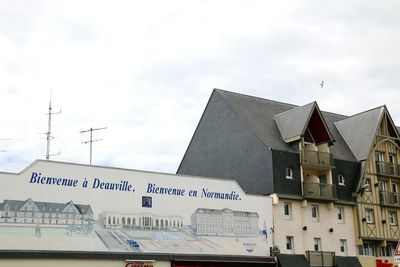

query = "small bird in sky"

[320,80,324,88]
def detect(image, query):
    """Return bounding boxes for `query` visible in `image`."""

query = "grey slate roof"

[0,198,91,215]
[216,89,357,161]
[178,89,396,196]
[334,106,384,161]
[216,89,299,153]
[274,102,316,142]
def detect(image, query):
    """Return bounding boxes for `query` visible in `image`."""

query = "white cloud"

[0,0,399,173]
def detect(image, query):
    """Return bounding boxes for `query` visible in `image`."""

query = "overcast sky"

[1,0,399,173]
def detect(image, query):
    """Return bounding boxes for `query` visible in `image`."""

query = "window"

[376,152,385,173]
[358,243,375,256]
[389,211,397,225]
[286,236,294,253]
[379,180,388,204]
[314,238,321,251]
[311,205,319,222]
[393,183,399,205]
[142,196,152,208]
[389,154,396,174]
[337,207,345,223]
[365,178,371,191]
[286,168,293,179]
[284,202,292,219]
[340,239,347,255]
[379,180,388,192]
[338,174,345,186]
[365,209,374,224]
[381,243,397,257]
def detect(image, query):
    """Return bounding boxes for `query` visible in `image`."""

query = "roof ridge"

[335,105,385,122]
[273,101,315,118]
[320,109,349,118]
[214,88,299,109]
[214,88,352,119]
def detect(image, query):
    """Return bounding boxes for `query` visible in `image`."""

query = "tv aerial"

[42,93,61,160]
[80,127,107,165]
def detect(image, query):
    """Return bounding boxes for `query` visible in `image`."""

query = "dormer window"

[286,168,293,179]
[338,175,345,186]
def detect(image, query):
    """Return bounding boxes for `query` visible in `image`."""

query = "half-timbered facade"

[335,107,400,266]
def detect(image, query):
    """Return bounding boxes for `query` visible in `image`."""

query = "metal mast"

[45,95,61,160]
[80,127,107,165]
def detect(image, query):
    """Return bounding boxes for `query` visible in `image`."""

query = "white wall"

[273,199,357,256]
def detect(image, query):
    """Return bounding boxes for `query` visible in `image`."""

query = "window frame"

[365,178,372,192]
[389,210,397,225]
[311,205,319,222]
[286,236,294,253]
[338,174,345,186]
[337,207,345,224]
[313,237,321,251]
[340,239,347,255]
[284,202,292,220]
[365,209,374,224]
[358,242,374,256]
[286,167,293,179]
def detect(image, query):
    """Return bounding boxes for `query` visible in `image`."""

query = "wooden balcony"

[376,161,400,177]
[379,191,400,207]
[303,182,337,201]
[301,150,334,170]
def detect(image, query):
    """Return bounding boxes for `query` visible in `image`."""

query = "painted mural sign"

[0,160,272,256]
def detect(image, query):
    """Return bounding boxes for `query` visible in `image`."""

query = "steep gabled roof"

[274,102,315,143]
[334,106,385,161]
[274,102,334,144]
[215,89,356,161]
[0,198,91,215]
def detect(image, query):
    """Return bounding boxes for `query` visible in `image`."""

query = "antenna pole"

[80,127,107,165]
[45,93,61,160]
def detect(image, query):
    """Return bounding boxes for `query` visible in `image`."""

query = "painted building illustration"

[0,198,93,226]
[99,211,183,230]
[191,208,259,236]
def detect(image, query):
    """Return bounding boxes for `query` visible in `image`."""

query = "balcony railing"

[303,182,337,201]
[306,251,336,267]
[376,161,400,177]
[379,191,400,207]
[301,150,334,168]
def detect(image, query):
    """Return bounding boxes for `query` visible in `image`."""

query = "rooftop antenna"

[80,127,107,165]
[0,139,12,152]
[44,91,61,160]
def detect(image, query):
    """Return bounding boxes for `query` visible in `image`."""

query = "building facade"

[0,159,275,267]
[100,211,183,230]
[191,208,259,236]
[177,89,399,267]
[0,198,93,226]
[335,107,400,267]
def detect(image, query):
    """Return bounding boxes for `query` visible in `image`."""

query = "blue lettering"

[30,172,39,183]
[147,183,154,193]
[93,178,100,189]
